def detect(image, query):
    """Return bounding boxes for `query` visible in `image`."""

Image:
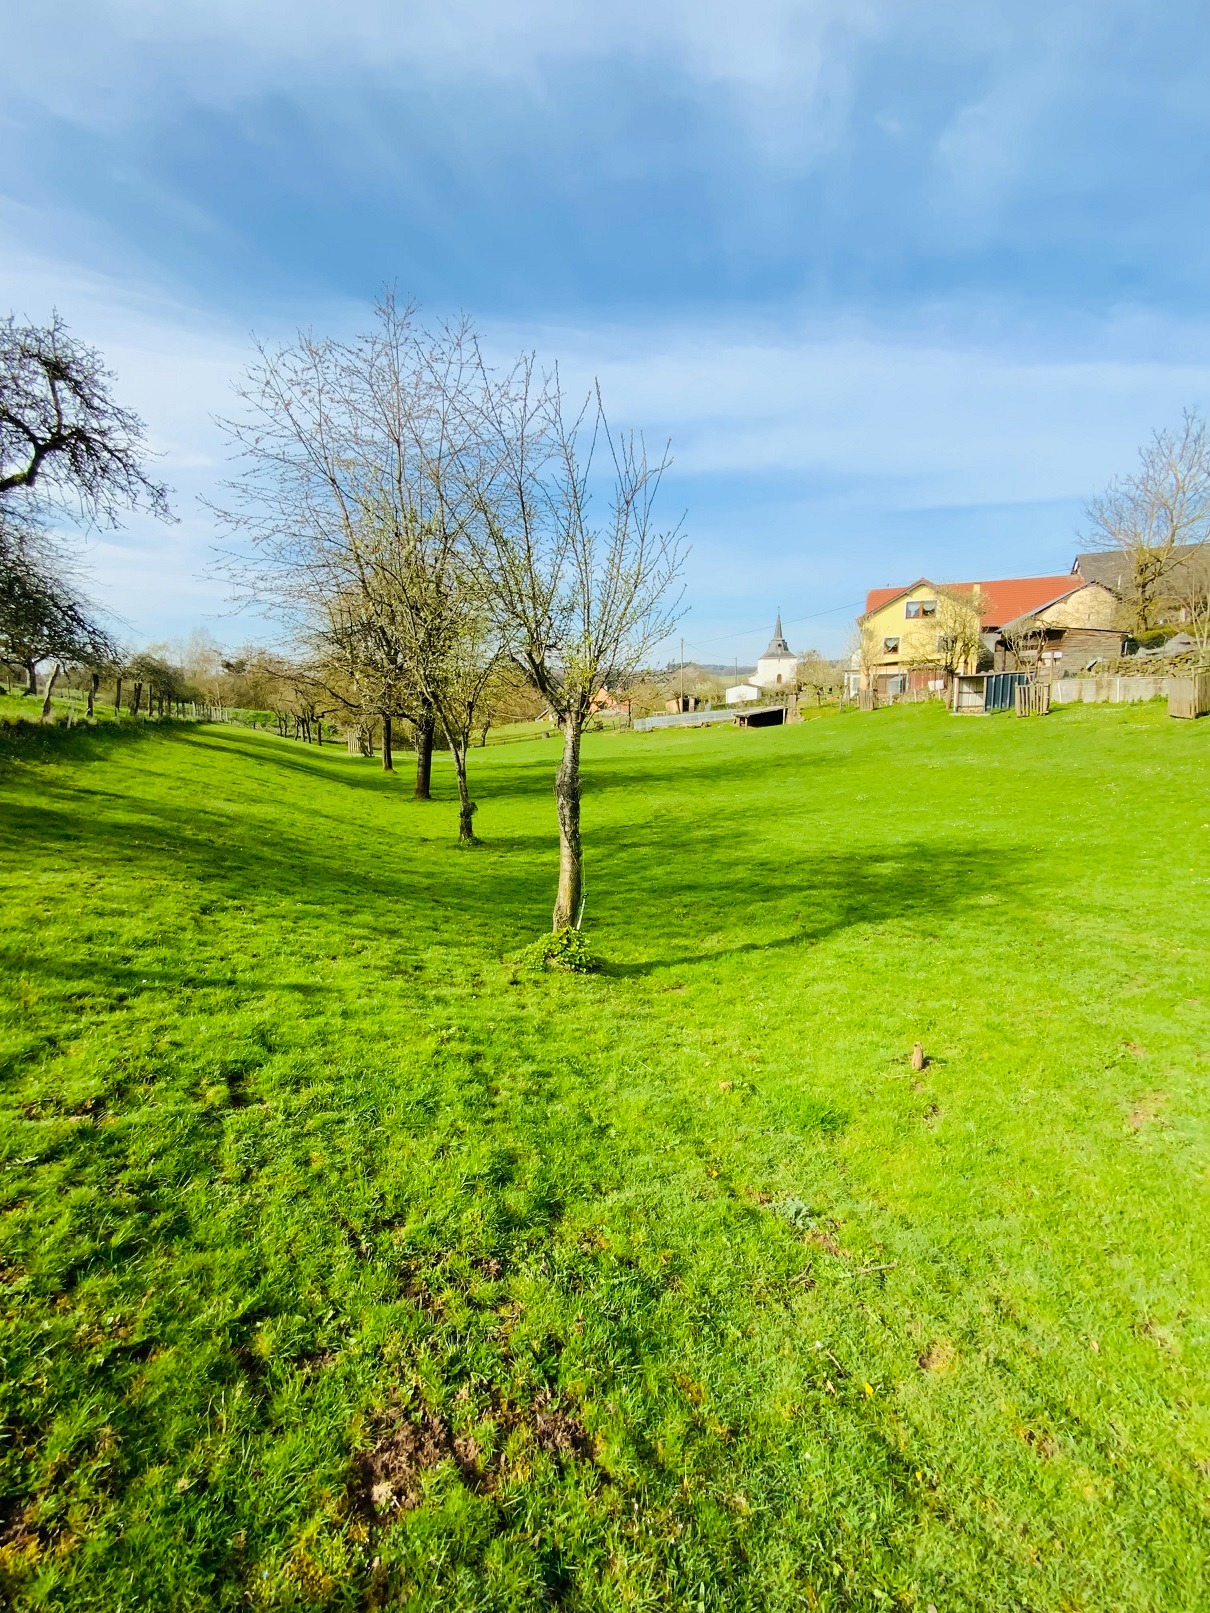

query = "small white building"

[725,683,761,704]
[751,615,799,690]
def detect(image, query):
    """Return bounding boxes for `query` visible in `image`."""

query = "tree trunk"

[382,714,394,771]
[449,737,477,842]
[414,707,434,799]
[40,662,62,721]
[552,715,583,930]
[23,660,38,696]
[131,681,143,718]
[87,672,98,718]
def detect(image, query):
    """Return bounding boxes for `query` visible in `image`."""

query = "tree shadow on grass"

[591,830,1033,975]
[0,717,177,770]
[179,722,850,810]
[4,723,1038,994]
[175,728,420,795]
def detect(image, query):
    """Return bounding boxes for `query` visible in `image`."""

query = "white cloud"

[504,315,1210,506]
[7,227,1210,645]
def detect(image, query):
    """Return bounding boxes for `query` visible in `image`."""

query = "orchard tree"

[212,299,495,828]
[0,531,117,697]
[0,313,170,531]
[1086,410,1210,633]
[0,313,172,695]
[470,363,685,929]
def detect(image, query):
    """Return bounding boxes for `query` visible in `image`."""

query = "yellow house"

[856,573,1116,698]
[857,579,982,697]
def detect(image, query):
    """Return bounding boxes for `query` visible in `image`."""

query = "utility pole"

[679,637,684,706]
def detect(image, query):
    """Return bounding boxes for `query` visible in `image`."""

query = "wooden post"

[1015,682,1051,716]
[1169,672,1210,719]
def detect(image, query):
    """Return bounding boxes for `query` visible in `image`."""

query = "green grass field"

[1,703,1208,1611]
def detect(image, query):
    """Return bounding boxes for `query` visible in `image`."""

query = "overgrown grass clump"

[516,926,601,974]
[1,703,1208,1610]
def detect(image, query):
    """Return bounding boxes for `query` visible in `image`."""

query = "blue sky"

[4,0,1210,661]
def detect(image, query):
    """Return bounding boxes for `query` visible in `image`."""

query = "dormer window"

[905,600,936,619]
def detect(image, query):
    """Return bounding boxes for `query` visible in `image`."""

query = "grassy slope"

[1,704,1208,1612]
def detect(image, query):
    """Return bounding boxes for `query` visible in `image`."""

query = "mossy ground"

[1,702,1207,1610]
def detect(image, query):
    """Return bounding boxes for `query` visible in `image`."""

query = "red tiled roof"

[863,583,920,615]
[862,575,1078,627]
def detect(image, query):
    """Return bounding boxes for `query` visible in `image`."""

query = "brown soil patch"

[807,1228,850,1260]
[1015,1426,1059,1459]
[917,1339,957,1373]
[354,1389,594,1520]
[1127,1091,1167,1130]
[356,1412,476,1515]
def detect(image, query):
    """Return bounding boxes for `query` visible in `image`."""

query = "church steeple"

[764,611,790,657]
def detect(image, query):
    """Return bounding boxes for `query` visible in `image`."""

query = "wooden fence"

[1168,672,1210,720]
[1015,682,1051,716]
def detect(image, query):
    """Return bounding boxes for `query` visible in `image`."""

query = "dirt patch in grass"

[1016,1426,1059,1459]
[354,1389,596,1520]
[917,1339,957,1373]
[356,1412,473,1514]
[1127,1091,1167,1130]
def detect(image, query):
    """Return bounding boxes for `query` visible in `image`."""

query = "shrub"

[516,926,601,974]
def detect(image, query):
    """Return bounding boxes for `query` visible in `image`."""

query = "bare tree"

[0,530,117,697]
[1086,410,1210,633]
[0,315,172,700]
[795,649,840,706]
[344,498,502,840]
[1177,554,1210,654]
[470,362,685,929]
[900,585,987,683]
[211,297,512,835]
[210,300,477,810]
[1000,612,1049,674]
[0,313,171,527]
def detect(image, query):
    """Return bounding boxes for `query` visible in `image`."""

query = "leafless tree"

[0,314,171,700]
[469,360,686,929]
[1000,612,1049,674]
[210,298,494,824]
[902,585,987,681]
[1086,409,1210,633]
[0,530,117,697]
[0,313,171,529]
[1177,556,1210,654]
[795,649,840,706]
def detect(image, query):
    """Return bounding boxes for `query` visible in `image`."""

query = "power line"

[681,599,863,655]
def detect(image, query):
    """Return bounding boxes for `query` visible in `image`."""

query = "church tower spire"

[764,612,790,656]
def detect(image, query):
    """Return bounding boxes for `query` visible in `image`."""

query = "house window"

[883,636,900,653]
[936,634,955,652]
[905,600,937,619]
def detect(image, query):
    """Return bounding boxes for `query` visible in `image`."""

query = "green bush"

[516,925,600,973]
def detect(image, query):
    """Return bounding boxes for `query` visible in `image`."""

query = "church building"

[750,614,799,689]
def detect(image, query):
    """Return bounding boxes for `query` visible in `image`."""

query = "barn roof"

[1074,546,1210,596]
